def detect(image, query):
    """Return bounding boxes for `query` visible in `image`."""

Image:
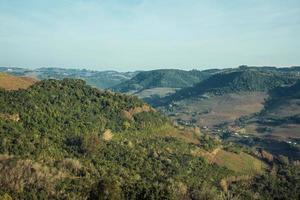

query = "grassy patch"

[213,150,267,175]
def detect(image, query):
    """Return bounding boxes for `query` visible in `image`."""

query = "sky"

[0,0,300,71]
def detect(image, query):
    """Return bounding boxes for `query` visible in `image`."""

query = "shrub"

[80,133,101,155]
[89,178,122,200]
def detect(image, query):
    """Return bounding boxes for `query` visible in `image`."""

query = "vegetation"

[230,159,300,200]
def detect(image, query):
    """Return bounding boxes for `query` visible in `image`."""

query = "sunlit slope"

[0,73,37,90]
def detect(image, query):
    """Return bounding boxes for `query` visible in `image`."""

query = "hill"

[0,67,137,89]
[0,73,37,90]
[156,68,297,105]
[0,78,166,134]
[112,69,214,93]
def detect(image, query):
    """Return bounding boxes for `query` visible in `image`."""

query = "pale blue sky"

[0,0,299,71]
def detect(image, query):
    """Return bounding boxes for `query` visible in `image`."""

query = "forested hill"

[156,68,298,105]
[111,69,213,92]
[0,79,167,136]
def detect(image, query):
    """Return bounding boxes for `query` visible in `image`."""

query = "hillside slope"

[0,73,37,90]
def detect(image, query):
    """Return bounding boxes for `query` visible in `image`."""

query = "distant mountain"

[0,67,138,89]
[157,68,298,105]
[0,73,37,90]
[111,69,216,93]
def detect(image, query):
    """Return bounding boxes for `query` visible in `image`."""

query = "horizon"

[1,65,300,73]
[1,0,300,71]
